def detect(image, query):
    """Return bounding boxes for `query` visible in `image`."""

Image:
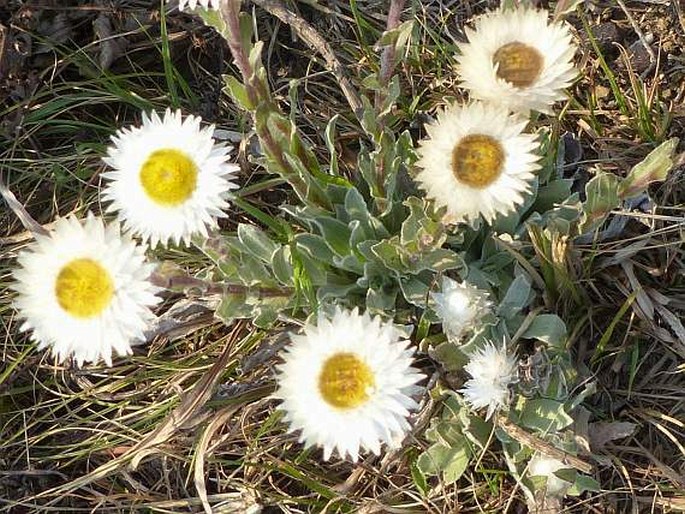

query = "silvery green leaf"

[294,233,335,263]
[237,223,280,263]
[223,75,253,110]
[370,239,405,273]
[366,284,398,313]
[567,475,601,496]
[417,441,470,484]
[429,342,468,372]
[312,217,351,256]
[252,305,279,328]
[579,172,621,234]
[236,253,274,286]
[399,275,431,307]
[324,114,340,176]
[619,137,678,198]
[498,273,532,319]
[534,179,574,214]
[333,254,364,274]
[521,314,567,349]
[271,246,294,285]
[317,282,362,302]
[519,398,574,432]
[413,248,464,274]
[215,293,253,325]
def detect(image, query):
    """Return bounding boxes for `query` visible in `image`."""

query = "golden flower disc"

[139,148,198,206]
[318,352,375,409]
[451,134,505,188]
[493,41,544,88]
[55,258,114,318]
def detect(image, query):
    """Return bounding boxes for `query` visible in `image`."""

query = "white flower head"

[415,101,540,224]
[101,109,239,248]
[273,307,425,461]
[11,214,161,367]
[455,5,577,114]
[528,454,573,497]
[459,341,518,420]
[431,276,491,342]
[172,0,220,11]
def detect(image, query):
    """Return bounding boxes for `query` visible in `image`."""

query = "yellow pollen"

[318,352,375,409]
[55,258,114,318]
[493,41,544,88]
[139,148,198,206]
[451,134,505,188]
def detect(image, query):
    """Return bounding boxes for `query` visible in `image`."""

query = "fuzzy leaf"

[498,274,532,319]
[619,138,679,198]
[312,217,352,256]
[567,475,601,496]
[223,75,253,110]
[271,246,294,285]
[521,314,567,349]
[579,172,621,234]
[519,398,574,432]
[417,441,470,484]
[237,224,279,263]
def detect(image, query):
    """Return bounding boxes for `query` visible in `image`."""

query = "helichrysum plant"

[3,0,680,511]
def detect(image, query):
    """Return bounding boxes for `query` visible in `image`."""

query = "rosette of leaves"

[193,4,677,501]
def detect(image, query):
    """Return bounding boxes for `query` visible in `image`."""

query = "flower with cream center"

[11,214,161,366]
[273,307,424,461]
[414,101,540,224]
[455,6,577,114]
[101,109,239,248]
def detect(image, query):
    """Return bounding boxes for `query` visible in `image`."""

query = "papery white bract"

[101,109,239,248]
[415,102,540,224]
[273,307,424,461]
[455,5,577,114]
[11,214,161,367]
[459,341,518,419]
[430,276,491,342]
[173,0,220,11]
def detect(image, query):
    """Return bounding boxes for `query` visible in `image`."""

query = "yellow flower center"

[55,258,114,318]
[318,352,375,409]
[493,41,544,88]
[139,149,198,206]
[451,134,505,188]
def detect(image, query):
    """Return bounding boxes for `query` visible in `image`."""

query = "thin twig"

[249,0,364,116]
[375,0,406,109]
[616,0,656,78]
[497,415,594,474]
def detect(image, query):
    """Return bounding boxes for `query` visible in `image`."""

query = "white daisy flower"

[414,102,540,224]
[172,0,220,11]
[528,454,573,497]
[459,341,518,420]
[101,109,239,248]
[274,307,424,461]
[455,6,577,114]
[11,214,161,367]
[430,276,491,342]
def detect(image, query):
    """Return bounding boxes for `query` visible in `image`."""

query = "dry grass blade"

[128,324,243,469]
[249,0,363,115]
[0,172,49,237]
[193,404,243,514]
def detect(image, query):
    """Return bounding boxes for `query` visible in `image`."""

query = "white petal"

[273,307,425,461]
[11,213,161,367]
